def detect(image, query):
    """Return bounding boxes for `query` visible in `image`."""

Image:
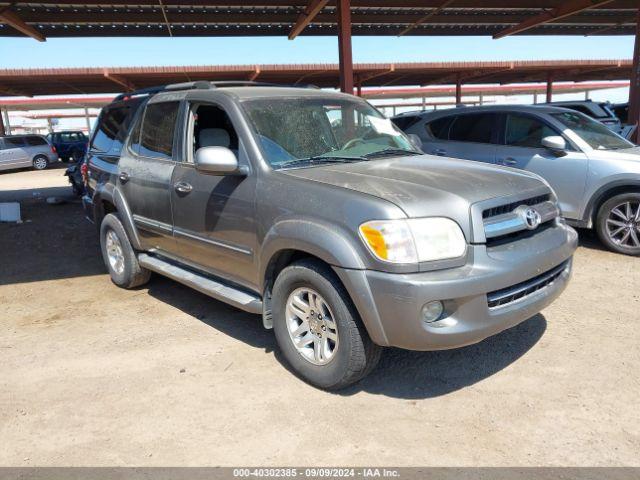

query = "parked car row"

[392,104,640,256]
[81,82,578,389]
[0,130,88,173]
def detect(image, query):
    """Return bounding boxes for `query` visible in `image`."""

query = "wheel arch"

[93,185,143,251]
[585,180,640,227]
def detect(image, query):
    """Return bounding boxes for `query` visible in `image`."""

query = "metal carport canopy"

[0,0,640,135]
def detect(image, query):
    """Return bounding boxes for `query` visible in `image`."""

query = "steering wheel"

[342,137,366,150]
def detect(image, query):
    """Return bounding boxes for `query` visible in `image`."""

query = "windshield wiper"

[362,149,423,159]
[276,155,366,169]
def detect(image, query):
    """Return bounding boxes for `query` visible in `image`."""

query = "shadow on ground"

[3,192,547,397]
[0,200,106,286]
[147,274,546,399]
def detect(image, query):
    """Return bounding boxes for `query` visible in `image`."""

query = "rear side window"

[505,114,557,148]
[425,116,454,140]
[25,136,48,146]
[3,137,25,147]
[91,105,136,154]
[138,102,180,160]
[449,113,495,143]
[392,115,421,131]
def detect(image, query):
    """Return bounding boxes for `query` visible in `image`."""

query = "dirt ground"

[1,168,639,467]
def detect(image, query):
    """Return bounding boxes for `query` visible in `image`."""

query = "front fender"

[259,217,366,284]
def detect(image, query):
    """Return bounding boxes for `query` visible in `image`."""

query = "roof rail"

[113,80,319,101]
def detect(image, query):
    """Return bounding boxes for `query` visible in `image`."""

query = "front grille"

[487,261,568,309]
[483,194,550,219]
[486,221,554,248]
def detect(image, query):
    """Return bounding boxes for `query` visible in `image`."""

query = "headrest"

[199,128,231,148]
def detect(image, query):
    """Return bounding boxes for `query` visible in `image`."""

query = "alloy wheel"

[606,201,640,249]
[285,287,339,365]
[105,229,125,275]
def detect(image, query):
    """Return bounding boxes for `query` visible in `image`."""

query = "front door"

[170,101,258,291]
[498,113,588,220]
[118,100,181,253]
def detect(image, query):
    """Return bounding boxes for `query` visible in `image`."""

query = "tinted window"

[25,136,48,146]
[392,115,421,131]
[426,116,453,140]
[505,115,557,148]
[91,105,134,154]
[3,137,25,147]
[139,102,180,159]
[449,114,495,143]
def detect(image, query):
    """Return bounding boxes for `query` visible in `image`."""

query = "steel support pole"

[533,92,538,104]
[84,108,92,133]
[546,73,553,103]
[455,75,462,105]
[628,8,640,142]
[2,108,11,135]
[0,108,5,136]
[337,0,353,94]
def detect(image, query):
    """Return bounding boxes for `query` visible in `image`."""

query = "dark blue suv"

[47,131,88,162]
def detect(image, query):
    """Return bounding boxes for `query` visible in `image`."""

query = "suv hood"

[283,154,548,220]
[595,146,640,162]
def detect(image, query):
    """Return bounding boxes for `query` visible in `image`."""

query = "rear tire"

[272,259,382,390]
[32,155,49,170]
[596,192,640,256]
[100,213,151,288]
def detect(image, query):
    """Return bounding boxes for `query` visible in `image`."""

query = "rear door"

[497,112,588,219]
[118,99,181,253]
[424,112,498,163]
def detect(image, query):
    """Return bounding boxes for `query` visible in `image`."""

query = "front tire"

[32,155,49,170]
[272,259,382,390]
[596,192,640,256]
[100,213,151,288]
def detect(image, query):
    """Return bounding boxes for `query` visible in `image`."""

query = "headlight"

[359,218,466,264]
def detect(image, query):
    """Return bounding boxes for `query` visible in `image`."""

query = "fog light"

[422,301,444,324]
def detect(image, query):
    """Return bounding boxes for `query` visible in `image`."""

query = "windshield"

[241,97,418,168]
[551,111,633,151]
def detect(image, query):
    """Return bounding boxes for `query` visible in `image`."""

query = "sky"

[0,35,634,67]
[0,34,634,131]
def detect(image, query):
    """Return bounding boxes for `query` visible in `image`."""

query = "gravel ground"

[0,168,639,466]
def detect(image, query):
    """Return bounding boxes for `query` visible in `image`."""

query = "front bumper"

[334,223,578,351]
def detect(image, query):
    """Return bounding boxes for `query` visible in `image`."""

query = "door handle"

[174,181,193,194]
[500,158,517,166]
[432,148,447,156]
[118,171,130,183]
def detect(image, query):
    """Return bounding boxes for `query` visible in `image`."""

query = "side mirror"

[195,146,247,176]
[407,134,423,151]
[541,135,567,152]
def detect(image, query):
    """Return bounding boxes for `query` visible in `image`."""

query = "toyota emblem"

[523,207,542,230]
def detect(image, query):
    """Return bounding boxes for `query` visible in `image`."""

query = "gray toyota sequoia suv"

[83,81,577,389]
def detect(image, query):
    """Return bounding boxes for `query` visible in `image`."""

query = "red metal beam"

[337,0,354,94]
[398,0,457,36]
[546,72,554,102]
[0,7,46,42]
[289,0,330,40]
[103,70,136,91]
[493,0,615,39]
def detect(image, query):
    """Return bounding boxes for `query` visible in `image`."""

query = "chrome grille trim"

[487,261,569,309]
[484,201,559,240]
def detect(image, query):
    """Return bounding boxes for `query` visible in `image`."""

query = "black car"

[47,131,89,162]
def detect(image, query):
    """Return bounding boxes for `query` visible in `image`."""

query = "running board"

[138,254,262,314]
